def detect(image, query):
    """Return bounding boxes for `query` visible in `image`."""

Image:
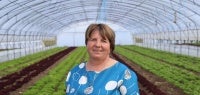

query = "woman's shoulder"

[116,61,130,70]
[70,62,86,72]
[116,62,137,76]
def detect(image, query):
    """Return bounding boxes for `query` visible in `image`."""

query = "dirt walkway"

[9,53,70,95]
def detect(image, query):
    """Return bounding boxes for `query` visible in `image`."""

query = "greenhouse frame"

[0,0,200,62]
[0,0,200,95]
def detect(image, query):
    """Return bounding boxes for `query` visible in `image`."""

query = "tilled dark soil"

[0,47,186,95]
[113,53,186,95]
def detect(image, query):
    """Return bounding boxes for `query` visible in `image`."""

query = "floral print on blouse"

[66,62,140,95]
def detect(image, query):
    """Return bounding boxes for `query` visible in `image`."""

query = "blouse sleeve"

[119,69,140,95]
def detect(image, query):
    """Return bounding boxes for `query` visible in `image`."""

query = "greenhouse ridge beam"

[97,0,107,22]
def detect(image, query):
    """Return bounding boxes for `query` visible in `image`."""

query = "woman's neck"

[86,57,111,72]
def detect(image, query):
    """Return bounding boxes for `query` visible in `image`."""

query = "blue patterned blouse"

[65,62,139,95]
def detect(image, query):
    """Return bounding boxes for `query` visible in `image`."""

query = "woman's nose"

[95,40,101,47]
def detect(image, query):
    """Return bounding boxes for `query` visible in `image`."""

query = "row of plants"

[115,46,200,95]
[22,47,88,95]
[0,47,66,77]
[121,45,200,73]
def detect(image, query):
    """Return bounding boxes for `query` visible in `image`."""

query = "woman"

[66,23,139,95]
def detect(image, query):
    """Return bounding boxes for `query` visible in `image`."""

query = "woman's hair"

[85,23,115,52]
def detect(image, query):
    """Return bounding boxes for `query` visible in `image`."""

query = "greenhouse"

[0,0,200,95]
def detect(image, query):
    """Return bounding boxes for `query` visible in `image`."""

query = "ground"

[9,53,186,95]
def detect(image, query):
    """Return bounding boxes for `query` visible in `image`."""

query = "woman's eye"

[102,40,107,43]
[89,38,96,41]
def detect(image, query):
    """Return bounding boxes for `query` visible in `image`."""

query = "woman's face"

[86,30,111,60]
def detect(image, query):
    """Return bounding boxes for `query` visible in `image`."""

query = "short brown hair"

[85,23,115,52]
